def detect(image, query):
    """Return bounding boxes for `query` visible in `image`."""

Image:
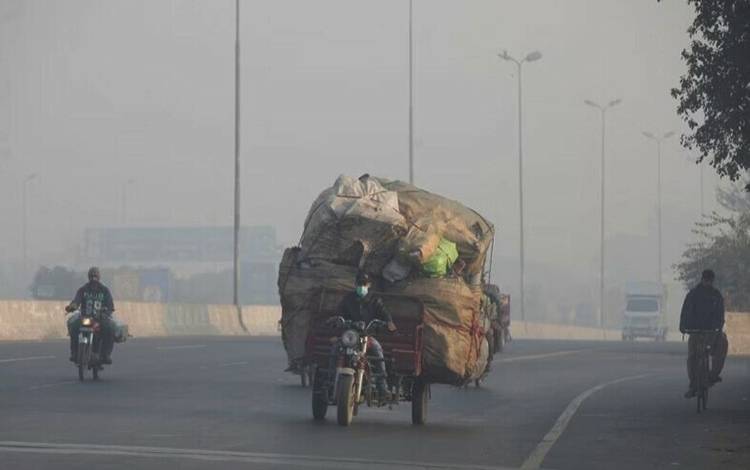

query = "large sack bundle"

[385,277,489,384]
[278,175,495,384]
[278,250,359,365]
[299,175,407,273]
[378,179,494,279]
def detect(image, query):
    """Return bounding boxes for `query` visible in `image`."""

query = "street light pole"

[233,0,241,309]
[22,172,38,278]
[498,49,542,323]
[643,131,675,286]
[584,98,621,328]
[408,0,414,184]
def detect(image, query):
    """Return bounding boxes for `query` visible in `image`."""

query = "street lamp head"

[642,131,655,139]
[607,99,622,108]
[25,173,38,182]
[584,99,600,108]
[663,131,676,139]
[498,50,512,62]
[525,50,542,62]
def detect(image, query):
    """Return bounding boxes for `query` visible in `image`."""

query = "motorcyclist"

[679,269,729,398]
[336,272,397,399]
[65,267,117,364]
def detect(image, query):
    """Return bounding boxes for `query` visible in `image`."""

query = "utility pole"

[584,98,621,328]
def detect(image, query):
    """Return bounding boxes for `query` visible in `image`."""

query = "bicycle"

[683,329,719,413]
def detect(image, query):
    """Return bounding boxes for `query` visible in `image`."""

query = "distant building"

[79,226,281,304]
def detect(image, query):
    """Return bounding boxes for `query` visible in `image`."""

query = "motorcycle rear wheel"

[336,375,356,426]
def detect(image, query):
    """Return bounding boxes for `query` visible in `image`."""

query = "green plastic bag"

[421,238,459,278]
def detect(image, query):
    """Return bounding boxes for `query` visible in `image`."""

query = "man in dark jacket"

[65,267,117,364]
[337,272,396,397]
[679,269,729,398]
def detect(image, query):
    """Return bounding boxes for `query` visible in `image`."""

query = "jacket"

[679,283,724,331]
[337,291,393,325]
[71,280,115,317]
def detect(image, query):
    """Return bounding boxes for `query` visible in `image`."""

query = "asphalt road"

[1,336,748,470]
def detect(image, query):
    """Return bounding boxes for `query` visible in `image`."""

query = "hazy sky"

[0,0,722,304]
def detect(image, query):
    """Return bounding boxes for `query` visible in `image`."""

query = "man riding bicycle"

[679,269,729,398]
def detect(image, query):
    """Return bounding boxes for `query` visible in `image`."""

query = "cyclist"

[679,269,729,398]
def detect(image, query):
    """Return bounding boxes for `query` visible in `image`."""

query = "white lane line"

[218,361,248,368]
[0,355,55,364]
[497,350,586,363]
[0,441,514,470]
[156,344,206,351]
[28,381,77,391]
[520,373,651,470]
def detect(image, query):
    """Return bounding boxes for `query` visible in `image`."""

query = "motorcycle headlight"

[340,329,359,348]
[82,318,92,326]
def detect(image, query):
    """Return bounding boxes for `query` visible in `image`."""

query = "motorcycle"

[73,310,110,381]
[309,315,429,426]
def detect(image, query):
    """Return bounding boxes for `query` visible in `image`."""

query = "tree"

[672,1,750,188]
[676,209,750,311]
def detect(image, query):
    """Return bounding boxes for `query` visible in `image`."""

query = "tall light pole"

[121,178,135,226]
[584,98,621,328]
[408,0,414,184]
[498,49,542,322]
[22,172,38,277]
[233,0,241,309]
[643,130,675,285]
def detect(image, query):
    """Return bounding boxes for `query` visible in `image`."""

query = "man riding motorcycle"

[65,267,117,364]
[335,272,397,398]
[679,269,729,398]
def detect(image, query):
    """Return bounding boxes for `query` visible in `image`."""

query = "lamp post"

[408,0,414,184]
[497,49,542,322]
[642,130,675,285]
[584,98,621,328]
[121,178,135,225]
[22,172,38,277]
[233,0,241,309]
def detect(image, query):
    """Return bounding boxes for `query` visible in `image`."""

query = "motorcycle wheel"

[77,344,88,382]
[300,370,308,387]
[336,375,356,426]
[412,379,429,425]
[92,366,99,381]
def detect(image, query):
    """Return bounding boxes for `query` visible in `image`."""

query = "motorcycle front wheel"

[412,379,429,425]
[336,375,356,426]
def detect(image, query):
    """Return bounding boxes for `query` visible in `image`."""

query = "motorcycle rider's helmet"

[88,266,101,282]
[355,271,370,286]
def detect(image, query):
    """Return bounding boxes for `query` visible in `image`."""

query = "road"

[1,336,748,469]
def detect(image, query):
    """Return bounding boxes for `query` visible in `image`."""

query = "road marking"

[218,361,249,368]
[156,344,206,351]
[520,373,651,470]
[0,441,515,470]
[28,381,77,391]
[497,350,586,363]
[0,355,55,364]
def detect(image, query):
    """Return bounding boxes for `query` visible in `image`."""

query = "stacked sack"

[278,175,495,385]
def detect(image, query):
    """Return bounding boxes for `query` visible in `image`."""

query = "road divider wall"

[7,300,746,349]
[726,312,750,356]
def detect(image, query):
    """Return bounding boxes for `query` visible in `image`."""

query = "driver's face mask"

[356,285,369,298]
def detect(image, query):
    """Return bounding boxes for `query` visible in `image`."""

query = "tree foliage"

[676,208,750,311]
[672,1,750,187]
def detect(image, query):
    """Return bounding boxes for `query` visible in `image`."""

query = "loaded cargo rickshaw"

[278,175,498,426]
[306,288,428,425]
